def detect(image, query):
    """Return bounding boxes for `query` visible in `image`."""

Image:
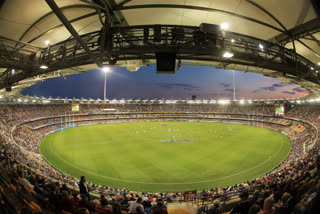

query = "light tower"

[102,66,110,101]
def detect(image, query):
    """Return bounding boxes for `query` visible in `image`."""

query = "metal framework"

[0,24,319,89]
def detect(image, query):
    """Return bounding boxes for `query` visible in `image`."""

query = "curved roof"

[0,0,320,99]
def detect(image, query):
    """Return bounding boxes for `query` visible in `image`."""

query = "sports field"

[40,121,291,192]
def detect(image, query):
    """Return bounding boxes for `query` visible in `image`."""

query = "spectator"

[274,192,291,214]
[152,201,168,214]
[128,198,144,214]
[79,194,92,212]
[95,198,112,214]
[112,202,122,214]
[230,191,252,214]
[75,208,90,214]
[208,200,222,214]
[79,176,90,200]
[248,204,261,214]
[59,190,76,213]
[258,197,275,214]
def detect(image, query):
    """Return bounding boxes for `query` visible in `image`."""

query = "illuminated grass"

[40,121,290,192]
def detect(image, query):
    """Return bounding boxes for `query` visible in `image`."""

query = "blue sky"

[22,65,309,100]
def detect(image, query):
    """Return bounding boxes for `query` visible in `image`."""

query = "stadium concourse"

[0,103,319,214]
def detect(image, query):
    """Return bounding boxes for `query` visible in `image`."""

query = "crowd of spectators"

[0,103,319,214]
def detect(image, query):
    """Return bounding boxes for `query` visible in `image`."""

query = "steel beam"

[45,0,103,67]
[117,0,134,8]
[311,0,320,18]
[79,0,106,10]
[269,18,320,44]
[0,24,318,89]
[246,0,287,31]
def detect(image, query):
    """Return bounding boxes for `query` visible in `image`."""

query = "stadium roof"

[1,0,320,100]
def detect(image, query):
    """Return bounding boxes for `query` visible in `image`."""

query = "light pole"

[232,70,236,101]
[102,66,110,101]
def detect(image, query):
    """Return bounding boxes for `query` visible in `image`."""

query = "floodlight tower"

[102,66,110,101]
[232,70,236,101]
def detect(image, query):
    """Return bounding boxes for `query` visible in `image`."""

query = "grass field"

[40,121,291,192]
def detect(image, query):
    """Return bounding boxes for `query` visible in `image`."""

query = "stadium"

[0,1,320,214]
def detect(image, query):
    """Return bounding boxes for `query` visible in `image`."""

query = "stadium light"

[102,66,110,72]
[223,52,234,58]
[248,100,252,104]
[220,23,229,30]
[101,66,111,101]
[239,100,245,104]
[218,100,230,105]
[40,65,48,69]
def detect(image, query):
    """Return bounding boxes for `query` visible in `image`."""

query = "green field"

[40,121,291,192]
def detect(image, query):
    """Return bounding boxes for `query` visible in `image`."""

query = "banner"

[184,191,197,202]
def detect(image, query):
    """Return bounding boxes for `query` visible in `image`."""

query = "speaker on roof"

[156,53,176,74]
[199,23,221,35]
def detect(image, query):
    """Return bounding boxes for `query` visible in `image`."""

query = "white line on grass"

[48,137,285,185]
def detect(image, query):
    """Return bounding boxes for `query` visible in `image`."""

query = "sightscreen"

[71,104,80,111]
[274,103,285,117]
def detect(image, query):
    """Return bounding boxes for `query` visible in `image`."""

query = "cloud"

[282,91,296,95]
[157,82,200,91]
[272,83,286,88]
[260,86,277,91]
[220,83,231,88]
[292,87,308,92]
[224,88,234,92]
[259,82,287,92]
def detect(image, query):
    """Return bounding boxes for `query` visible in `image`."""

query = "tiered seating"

[0,103,319,214]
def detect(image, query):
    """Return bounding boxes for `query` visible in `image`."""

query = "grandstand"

[1,1,320,214]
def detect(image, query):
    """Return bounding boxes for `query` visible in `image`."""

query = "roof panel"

[257,0,317,29]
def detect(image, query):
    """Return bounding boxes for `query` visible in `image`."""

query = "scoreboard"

[71,104,80,111]
[274,103,285,117]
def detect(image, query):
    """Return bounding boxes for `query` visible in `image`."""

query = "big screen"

[71,104,80,111]
[274,103,285,117]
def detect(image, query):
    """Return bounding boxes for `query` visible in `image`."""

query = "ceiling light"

[318,62,320,65]
[40,65,48,69]
[223,52,234,58]
[311,67,314,70]
[45,40,50,45]
[11,69,15,74]
[259,44,264,50]
[316,70,319,74]
[231,39,235,43]
[221,23,229,30]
